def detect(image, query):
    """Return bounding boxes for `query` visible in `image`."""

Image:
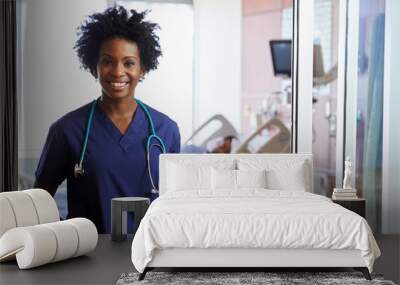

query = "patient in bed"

[181,135,237,154]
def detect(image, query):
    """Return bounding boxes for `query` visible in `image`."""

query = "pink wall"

[241,0,291,134]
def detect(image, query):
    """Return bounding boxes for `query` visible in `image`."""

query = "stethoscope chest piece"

[74,163,84,178]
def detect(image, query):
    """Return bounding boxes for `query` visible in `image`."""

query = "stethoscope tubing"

[78,99,98,168]
[75,97,166,193]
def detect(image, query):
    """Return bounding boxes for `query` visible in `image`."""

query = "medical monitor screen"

[270,40,292,78]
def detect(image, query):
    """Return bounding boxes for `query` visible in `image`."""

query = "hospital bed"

[234,118,290,153]
[181,114,239,153]
[131,154,380,280]
[181,114,290,154]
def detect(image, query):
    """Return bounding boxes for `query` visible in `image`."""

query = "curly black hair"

[74,6,162,78]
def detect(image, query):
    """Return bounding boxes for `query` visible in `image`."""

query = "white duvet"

[131,190,380,273]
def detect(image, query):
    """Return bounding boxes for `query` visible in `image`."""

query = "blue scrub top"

[35,101,180,233]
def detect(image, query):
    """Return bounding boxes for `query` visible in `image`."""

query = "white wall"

[382,0,400,234]
[120,1,194,142]
[193,0,242,137]
[18,0,194,161]
[18,0,107,159]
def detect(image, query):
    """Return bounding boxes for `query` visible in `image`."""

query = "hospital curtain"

[0,0,18,192]
[362,14,385,233]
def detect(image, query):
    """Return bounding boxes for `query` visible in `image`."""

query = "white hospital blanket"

[131,190,380,273]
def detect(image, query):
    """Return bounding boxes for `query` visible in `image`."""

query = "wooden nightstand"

[332,198,366,218]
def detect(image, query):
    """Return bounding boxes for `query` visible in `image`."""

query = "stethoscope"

[74,97,166,193]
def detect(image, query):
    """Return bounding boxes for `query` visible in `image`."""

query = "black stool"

[111,197,150,242]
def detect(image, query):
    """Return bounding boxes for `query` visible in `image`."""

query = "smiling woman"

[33,6,181,234]
[97,38,144,97]
[97,38,145,134]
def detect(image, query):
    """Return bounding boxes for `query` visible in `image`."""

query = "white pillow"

[237,158,309,191]
[236,169,267,189]
[167,162,211,191]
[211,168,236,190]
[266,166,306,191]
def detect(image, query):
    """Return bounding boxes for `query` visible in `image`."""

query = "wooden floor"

[373,234,400,284]
[0,234,398,284]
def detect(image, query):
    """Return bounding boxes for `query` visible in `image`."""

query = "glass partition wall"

[311,0,399,234]
[341,0,388,233]
[312,0,340,196]
[353,0,385,232]
[322,0,397,233]
[382,0,400,235]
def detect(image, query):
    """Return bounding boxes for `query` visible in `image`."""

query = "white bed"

[131,154,380,280]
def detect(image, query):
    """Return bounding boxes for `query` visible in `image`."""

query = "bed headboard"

[159,153,313,195]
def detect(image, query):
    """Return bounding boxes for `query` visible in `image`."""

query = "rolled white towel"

[0,218,98,269]
[0,189,59,238]
[0,225,57,268]
[42,221,79,262]
[24,189,60,224]
[0,196,17,237]
[65,218,98,257]
[0,191,39,228]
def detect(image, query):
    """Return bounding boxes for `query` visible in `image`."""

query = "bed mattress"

[131,190,380,273]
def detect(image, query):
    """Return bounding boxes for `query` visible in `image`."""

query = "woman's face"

[97,38,144,100]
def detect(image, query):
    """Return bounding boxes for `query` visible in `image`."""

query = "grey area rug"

[116,272,396,285]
